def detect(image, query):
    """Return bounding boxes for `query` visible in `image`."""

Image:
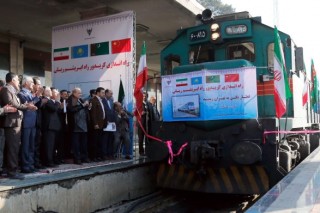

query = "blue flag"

[191,76,202,85]
[71,45,89,59]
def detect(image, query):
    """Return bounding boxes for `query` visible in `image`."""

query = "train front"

[146,11,314,194]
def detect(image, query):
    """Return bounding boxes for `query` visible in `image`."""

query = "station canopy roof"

[0,0,204,73]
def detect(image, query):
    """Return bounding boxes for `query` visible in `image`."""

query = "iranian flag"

[273,26,292,118]
[134,42,148,121]
[53,47,69,61]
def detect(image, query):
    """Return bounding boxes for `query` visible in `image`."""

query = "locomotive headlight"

[211,32,220,40]
[211,23,219,31]
[210,22,222,43]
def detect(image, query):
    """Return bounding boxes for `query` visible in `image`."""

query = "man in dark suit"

[56,89,68,163]
[137,92,153,156]
[67,87,90,164]
[18,76,39,173]
[0,73,37,179]
[113,102,131,159]
[90,87,107,161]
[32,77,44,169]
[41,88,62,167]
[103,89,115,159]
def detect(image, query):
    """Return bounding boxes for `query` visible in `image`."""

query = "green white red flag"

[302,78,309,107]
[273,26,292,118]
[311,59,318,110]
[134,42,148,121]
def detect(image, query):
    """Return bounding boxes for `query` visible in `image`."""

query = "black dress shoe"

[35,164,46,169]
[125,155,132,160]
[21,169,33,174]
[46,164,58,168]
[74,160,82,165]
[8,173,25,180]
[82,159,90,163]
[31,168,39,173]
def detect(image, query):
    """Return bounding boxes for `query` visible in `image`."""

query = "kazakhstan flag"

[191,76,202,85]
[71,45,89,59]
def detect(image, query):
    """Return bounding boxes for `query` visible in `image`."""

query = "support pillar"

[10,38,24,75]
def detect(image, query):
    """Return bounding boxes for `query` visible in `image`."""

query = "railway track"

[96,190,260,213]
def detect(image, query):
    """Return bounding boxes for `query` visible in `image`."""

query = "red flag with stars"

[111,38,131,54]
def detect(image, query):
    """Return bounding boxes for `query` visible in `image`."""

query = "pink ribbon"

[135,115,188,164]
[166,140,188,165]
[263,130,320,144]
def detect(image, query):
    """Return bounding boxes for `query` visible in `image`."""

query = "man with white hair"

[18,76,39,173]
[41,87,62,167]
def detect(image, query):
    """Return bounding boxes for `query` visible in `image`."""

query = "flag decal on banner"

[225,74,239,82]
[191,77,202,85]
[206,75,220,83]
[176,78,188,87]
[273,26,292,118]
[90,42,109,56]
[53,47,69,61]
[111,38,131,54]
[71,44,89,59]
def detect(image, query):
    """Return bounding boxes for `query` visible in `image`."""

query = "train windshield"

[227,42,255,61]
[189,43,214,64]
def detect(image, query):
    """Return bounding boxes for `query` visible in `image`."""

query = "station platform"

[0,155,149,191]
[247,146,320,213]
[0,155,156,213]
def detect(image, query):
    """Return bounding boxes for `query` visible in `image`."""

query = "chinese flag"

[111,38,131,54]
[225,74,239,82]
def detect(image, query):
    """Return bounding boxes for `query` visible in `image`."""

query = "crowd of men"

[0,72,160,180]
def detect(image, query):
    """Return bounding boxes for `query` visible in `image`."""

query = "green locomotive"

[147,9,319,194]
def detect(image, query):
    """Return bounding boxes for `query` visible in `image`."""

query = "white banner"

[52,11,134,109]
[162,67,258,121]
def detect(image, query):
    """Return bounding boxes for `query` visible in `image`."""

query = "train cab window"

[267,43,284,68]
[164,54,180,75]
[189,44,214,64]
[227,42,255,61]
